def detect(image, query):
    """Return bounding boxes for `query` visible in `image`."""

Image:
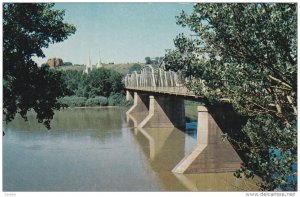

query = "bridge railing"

[124,64,200,96]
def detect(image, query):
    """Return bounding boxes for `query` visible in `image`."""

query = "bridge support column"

[126,90,133,101]
[138,95,185,128]
[126,92,149,115]
[126,92,149,127]
[172,106,242,173]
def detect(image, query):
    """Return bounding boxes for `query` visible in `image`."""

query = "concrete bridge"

[124,64,242,174]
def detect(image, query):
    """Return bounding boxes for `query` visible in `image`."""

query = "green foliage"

[164,3,297,190]
[84,68,124,98]
[61,62,73,66]
[60,68,127,107]
[236,114,297,190]
[57,93,131,107]
[61,68,124,98]
[108,93,131,106]
[58,94,129,108]
[144,56,163,65]
[61,70,86,96]
[3,3,76,128]
[145,56,151,64]
[85,97,108,106]
[58,96,87,107]
[128,63,142,73]
[85,68,124,98]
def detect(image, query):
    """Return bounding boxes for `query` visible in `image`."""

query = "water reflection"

[5,108,123,132]
[129,127,190,190]
[127,112,259,191]
[185,122,197,139]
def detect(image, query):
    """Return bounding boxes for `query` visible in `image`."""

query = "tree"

[164,3,296,190]
[63,62,73,66]
[85,68,124,98]
[128,63,142,73]
[3,3,76,128]
[61,70,85,96]
[61,68,124,98]
[145,56,151,64]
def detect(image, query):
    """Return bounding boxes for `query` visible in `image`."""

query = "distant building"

[84,54,92,74]
[46,58,63,68]
[97,50,103,68]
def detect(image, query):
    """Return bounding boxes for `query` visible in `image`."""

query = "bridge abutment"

[138,95,185,129]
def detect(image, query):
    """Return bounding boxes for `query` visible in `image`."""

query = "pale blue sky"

[33,3,194,65]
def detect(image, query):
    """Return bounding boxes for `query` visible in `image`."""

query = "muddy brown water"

[3,108,258,191]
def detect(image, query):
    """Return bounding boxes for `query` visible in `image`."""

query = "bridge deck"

[125,86,200,98]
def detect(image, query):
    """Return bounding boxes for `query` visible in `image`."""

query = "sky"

[33,3,194,66]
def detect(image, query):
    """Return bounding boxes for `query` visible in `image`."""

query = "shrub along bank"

[59,68,132,107]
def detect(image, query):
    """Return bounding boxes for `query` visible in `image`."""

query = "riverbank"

[63,101,200,121]
[72,106,120,109]
[65,102,199,121]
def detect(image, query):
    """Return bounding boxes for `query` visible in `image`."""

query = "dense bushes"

[59,68,128,107]
[85,96,108,106]
[61,68,124,98]
[108,93,131,106]
[58,94,131,107]
[58,96,87,107]
[128,63,142,73]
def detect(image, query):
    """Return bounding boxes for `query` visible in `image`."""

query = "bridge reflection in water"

[126,112,259,191]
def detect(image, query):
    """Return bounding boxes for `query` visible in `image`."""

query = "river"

[3,107,258,191]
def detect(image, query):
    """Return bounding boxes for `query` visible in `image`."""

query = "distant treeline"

[145,56,163,65]
[59,68,131,107]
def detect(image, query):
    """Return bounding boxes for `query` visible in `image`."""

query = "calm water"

[3,108,257,191]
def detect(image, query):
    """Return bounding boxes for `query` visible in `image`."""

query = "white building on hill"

[97,50,103,68]
[85,54,93,74]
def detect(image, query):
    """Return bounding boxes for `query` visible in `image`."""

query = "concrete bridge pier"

[138,95,185,129]
[172,106,242,173]
[126,92,149,115]
[126,92,150,127]
[126,90,133,101]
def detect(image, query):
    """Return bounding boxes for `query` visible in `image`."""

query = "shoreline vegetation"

[57,94,133,108]
[58,100,200,121]
[72,106,119,109]
[58,68,133,108]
